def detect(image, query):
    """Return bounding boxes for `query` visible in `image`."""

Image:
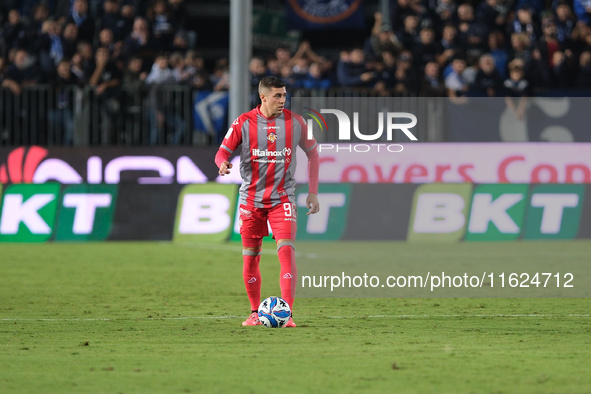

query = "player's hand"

[218,161,232,176]
[306,193,319,215]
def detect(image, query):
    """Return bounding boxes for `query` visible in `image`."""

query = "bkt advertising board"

[0,182,590,243]
[1,145,590,242]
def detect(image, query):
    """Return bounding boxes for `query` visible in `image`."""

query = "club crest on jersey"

[267,132,277,143]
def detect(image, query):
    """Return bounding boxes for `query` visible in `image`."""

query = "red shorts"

[239,203,297,241]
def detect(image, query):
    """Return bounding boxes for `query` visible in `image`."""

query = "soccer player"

[215,76,319,327]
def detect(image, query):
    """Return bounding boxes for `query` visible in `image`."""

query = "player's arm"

[215,119,242,176]
[299,121,320,215]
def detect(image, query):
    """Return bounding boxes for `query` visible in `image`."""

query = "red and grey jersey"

[218,106,317,208]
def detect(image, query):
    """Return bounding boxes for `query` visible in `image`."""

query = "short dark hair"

[258,75,285,94]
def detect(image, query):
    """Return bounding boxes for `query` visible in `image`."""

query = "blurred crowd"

[250,0,591,97]
[1,0,591,101]
[0,0,206,96]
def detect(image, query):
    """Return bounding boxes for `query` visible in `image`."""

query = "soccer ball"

[258,296,291,328]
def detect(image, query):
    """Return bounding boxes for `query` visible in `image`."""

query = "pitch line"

[177,242,319,258]
[1,314,589,322]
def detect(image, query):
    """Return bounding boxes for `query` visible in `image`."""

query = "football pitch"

[1,241,590,393]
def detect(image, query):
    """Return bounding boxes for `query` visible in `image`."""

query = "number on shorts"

[283,202,296,218]
[283,202,292,217]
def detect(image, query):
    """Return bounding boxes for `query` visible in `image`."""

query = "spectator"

[1,48,41,95]
[420,61,447,96]
[438,24,459,67]
[248,56,268,89]
[291,56,309,81]
[186,51,212,90]
[397,14,420,51]
[279,64,298,89]
[184,50,203,74]
[36,18,64,77]
[435,0,457,25]
[510,32,551,88]
[504,58,531,98]
[121,56,147,143]
[510,4,540,45]
[300,62,332,89]
[364,12,403,61]
[145,53,185,144]
[98,28,116,55]
[49,59,78,145]
[288,41,330,79]
[445,56,469,97]
[25,3,51,52]
[170,51,194,84]
[550,50,575,88]
[123,17,156,62]
[66,0,95,44]
[145,53,174,85]
[487,30,509,79]
[375,50,397,87]
[88,47,122,144]
[69,41,94,83]
[394,50,418,94]
[555,2,577,48]
[119,2,137,39]
[146,0,175,52]
[336,48,375,87]
[61,22,79,59]
[476,0,502,33]
[454,3,486,59]
[573,0,591,26]
[172,30,191,53]
[275,47,292,68]
[510,32,533,62]
[122,56,147,92]
[469,53,503,96]
[391,0,420,31]
[2,9,27,55]
[211,58,230,91]
[98,0,126,42]
[571,22,591,55]
[538,19,563,70]
[412,26,442,69]
[456,3,475,48]
[266,57,281,77]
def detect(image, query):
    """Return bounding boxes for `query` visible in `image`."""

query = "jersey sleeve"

[297,115,319,195]
[215,117,243,168]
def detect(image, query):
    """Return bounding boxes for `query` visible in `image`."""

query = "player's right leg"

[241,237,263,326]
[239,205,269,326]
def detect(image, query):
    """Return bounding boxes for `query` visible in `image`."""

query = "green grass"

[1,241,590,393]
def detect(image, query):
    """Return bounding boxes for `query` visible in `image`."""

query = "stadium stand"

[1,0,591,145]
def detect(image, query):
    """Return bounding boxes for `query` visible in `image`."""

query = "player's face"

[261,87,287,118]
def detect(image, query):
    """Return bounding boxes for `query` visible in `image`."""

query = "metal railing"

[1,85,194,146]
[1,86,444,146]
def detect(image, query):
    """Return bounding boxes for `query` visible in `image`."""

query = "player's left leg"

[276,239,297,327]
[276,239,297,310]
[269,202,298,327]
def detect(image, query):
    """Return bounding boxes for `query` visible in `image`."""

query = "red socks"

[242,249,262,312]
[278,242,297,310]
